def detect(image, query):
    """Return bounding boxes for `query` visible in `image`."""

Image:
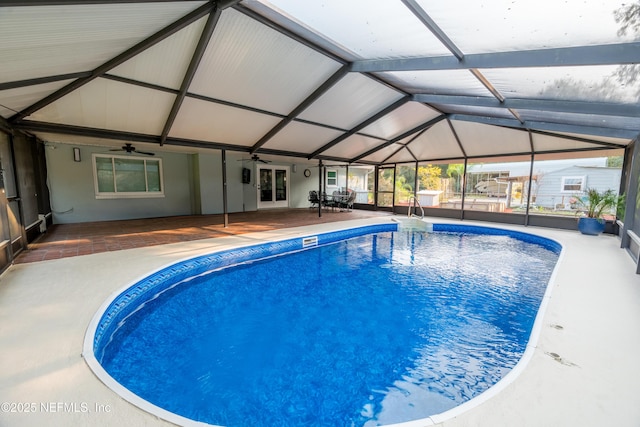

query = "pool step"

[393,217,433,232]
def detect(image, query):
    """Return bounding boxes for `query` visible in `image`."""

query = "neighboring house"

[535,165,622,209]
[467,158,621,209]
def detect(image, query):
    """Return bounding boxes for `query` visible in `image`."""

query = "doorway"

[376,166,395,209]
[257,166,289,209]
[0,133,23,261]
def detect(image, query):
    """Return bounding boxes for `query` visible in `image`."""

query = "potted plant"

[573,188,624,235]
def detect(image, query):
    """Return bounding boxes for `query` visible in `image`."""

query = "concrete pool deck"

[1,216,639,427]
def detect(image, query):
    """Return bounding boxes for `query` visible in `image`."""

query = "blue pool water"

[94,225,560,426]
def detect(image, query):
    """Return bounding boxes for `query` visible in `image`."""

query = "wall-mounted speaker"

[242,167,251,184]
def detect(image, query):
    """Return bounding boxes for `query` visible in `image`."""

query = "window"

[93,154,164,199]
[561,176,585,193]
[326,169,337,186]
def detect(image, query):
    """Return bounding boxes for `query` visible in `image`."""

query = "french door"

[257,166,289,209]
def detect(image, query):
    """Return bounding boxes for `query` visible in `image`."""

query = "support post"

[318,159,323,218]
[621,139,640,262]
[222,149,228,228]
[373,165,379,210]
[413,160,419,216]
[460,159,468,220]
[525,153,535,226]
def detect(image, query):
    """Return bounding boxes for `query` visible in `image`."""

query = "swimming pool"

[84,222,561,427]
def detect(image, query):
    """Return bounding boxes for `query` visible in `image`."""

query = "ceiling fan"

[239,154,271,164]
[110,143,155,156]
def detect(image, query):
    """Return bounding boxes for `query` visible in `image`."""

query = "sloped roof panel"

[532,132,613,153]
[481,65,638,104]
[0,2,207,84]
[452,120,531,157]
[257,0,452,59]
[0,80,74,119]
[1,1,638,166]
[395,150,423,165]
[263,121,344,154]
[519,109,640,132]
[168,97,282,146]
[298,73,404,129]
[374,145,416,164]
[378,70,493,96]
[109,17,207,90]
[385,144,416,163]
[551,131,631,146]
[188,8,342,116]
[534,148,624,161]
[417,0,631,54]
[405,120,464,160]
[27,78,175,135]
[429,103,514,119]
[322,134,384,159]
[360,102,441,139]
[450,113,637,141]
[467,154,536,164]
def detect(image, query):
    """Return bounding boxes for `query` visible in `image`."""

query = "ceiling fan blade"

[136,150,155,156]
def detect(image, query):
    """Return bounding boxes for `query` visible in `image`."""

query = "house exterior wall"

[225,152,245,213]
[289,164,317,209]
[535,166,622,208]
[45,142,320,223]
[196,152,224,215]
[45,143,195,224]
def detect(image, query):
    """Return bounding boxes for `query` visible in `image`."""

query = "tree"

[614,2,640,96]
[417,165,442,191]
[607,156,624,168]
[445,164,464,193]
[394,174,413,201]
[537,4,640,101]
[615,2,640,37]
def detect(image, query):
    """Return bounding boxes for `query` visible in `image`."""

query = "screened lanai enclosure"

[1,0,640,272]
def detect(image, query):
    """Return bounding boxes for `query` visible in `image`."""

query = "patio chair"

[321,192,337,211]
[308,190,320,208]
[338,190,357,211]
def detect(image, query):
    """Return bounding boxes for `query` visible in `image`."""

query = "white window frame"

[92,154,165,199]
[560,175,586,193]
[326,169,338,187]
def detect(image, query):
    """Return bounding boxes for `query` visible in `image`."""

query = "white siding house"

[467,158,621,210]
[535,165,622,209]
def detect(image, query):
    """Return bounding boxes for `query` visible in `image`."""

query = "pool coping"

[82,219,564,427]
